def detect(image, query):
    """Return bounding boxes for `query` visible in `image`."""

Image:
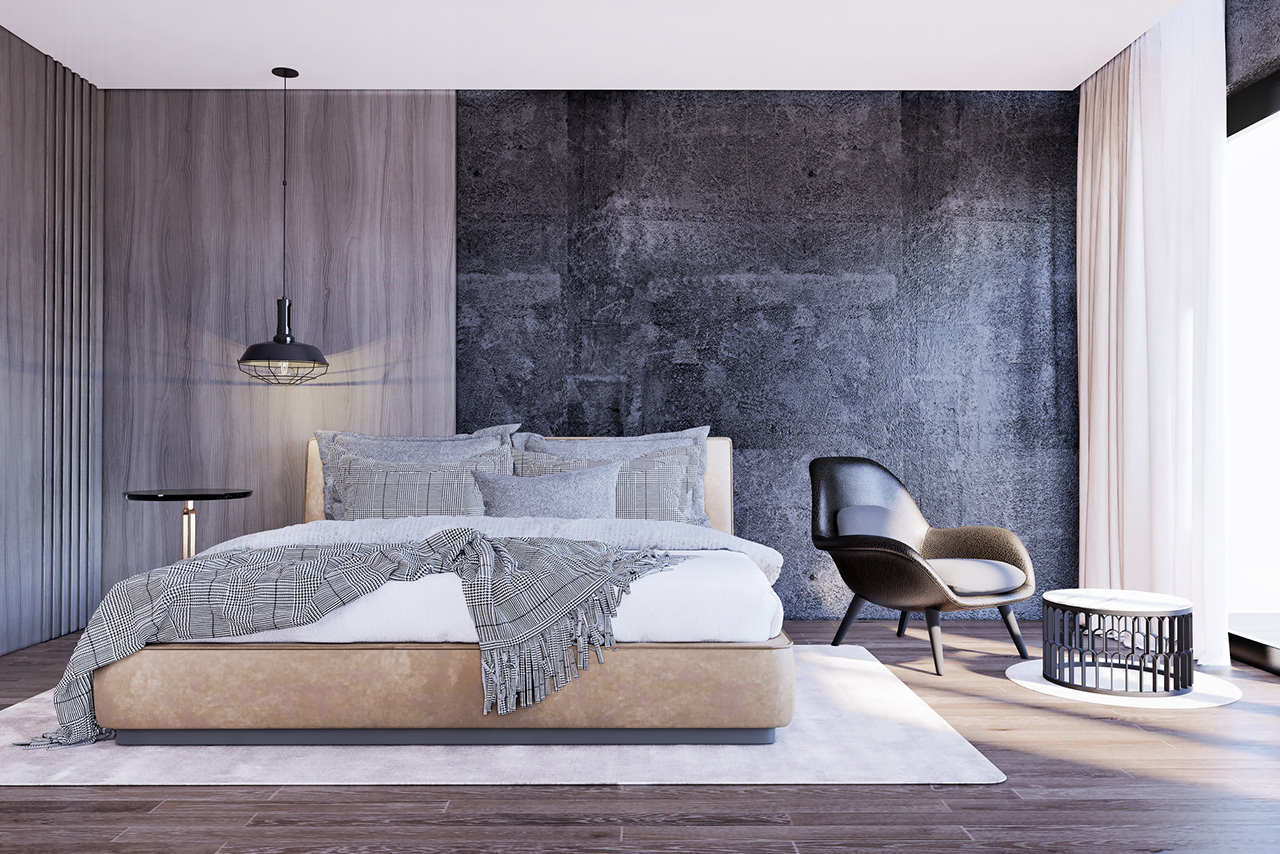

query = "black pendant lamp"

[238,66,328,385]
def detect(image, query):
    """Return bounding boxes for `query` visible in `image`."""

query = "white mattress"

[191,550,784,645]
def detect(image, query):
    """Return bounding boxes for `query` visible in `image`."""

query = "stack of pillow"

[317,424,712,527]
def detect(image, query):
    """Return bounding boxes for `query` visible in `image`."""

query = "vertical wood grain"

[87,83,105,628]
[0,27,48,654]
[101,90,456,590]
[42,58,103,641]
[0,26,102,656]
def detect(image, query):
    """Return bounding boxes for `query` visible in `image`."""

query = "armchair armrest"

[812,533,927,563]
[922,525,1035,588]
[812,534,961,611]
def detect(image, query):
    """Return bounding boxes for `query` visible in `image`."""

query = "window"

[1224,111,1280,621]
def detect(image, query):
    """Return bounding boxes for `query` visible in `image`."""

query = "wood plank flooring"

[2,620,1278,853]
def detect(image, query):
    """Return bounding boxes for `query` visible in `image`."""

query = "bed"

[92,436,796,745]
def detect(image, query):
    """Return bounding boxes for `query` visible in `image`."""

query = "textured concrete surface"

[457,90,1079,621]
[1227,0,1280,93]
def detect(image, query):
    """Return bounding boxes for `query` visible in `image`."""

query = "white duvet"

[199,516,786,644]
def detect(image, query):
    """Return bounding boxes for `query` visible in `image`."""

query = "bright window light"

[1224,113,1280,616]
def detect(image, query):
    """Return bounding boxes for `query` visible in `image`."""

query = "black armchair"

[810,457,1034,675]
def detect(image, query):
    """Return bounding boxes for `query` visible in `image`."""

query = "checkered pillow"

[333,447,512,520]
[514,449,693,523]
[316,425,521,520]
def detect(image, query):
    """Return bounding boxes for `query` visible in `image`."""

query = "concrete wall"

[1228,0,1280,93]
[456,90,1079,621]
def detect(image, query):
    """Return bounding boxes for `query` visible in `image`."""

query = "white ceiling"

[0,0,1187,91]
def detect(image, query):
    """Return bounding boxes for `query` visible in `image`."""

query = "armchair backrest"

[809,457,931,549]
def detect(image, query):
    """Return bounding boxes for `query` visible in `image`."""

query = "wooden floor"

[2,620,1279,853]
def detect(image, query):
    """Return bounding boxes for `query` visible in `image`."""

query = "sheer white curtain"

[1077,0,1228,665]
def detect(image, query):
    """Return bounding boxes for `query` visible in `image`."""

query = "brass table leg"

[181,500,196,560]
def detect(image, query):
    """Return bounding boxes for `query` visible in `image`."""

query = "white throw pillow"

[835,505,931,550]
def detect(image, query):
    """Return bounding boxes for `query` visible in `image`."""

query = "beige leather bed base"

[95,633,795,745]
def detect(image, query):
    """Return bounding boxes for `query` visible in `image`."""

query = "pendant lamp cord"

[281,73,289,302]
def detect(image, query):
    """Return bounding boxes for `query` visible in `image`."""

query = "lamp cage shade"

[238,298,329,385]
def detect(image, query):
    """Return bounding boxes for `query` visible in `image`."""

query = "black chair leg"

[896,610,910,637]
[924,608,944,675]
[998,604,1030,659]
[831,594,868,646]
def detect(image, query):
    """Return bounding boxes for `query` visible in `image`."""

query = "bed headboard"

[304,436,735,535]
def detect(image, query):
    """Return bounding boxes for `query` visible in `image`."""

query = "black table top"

[124,489,252,502]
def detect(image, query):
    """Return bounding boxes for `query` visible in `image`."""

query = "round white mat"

[1005,659,1242,709]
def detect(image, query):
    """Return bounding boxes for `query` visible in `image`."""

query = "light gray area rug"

[0,646,1004,785]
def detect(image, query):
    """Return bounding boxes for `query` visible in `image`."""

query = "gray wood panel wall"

[102,89,456,590]
[1,26,104,656]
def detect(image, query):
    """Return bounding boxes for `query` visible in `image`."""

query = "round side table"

[124,488,252,561]
[1042,588,1193,697]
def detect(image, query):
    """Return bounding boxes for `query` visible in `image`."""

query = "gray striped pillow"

[514,449,692,523]
[333,447,511,520]
[519,426,710,526]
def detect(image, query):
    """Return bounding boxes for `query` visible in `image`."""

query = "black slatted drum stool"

[1042,588,1194,697]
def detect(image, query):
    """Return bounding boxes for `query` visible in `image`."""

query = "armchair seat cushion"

[929,558,1026,596]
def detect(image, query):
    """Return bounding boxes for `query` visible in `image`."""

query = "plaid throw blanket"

[25,528,677,747]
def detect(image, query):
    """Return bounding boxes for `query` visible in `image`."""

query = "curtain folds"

[1077,0,1227,665]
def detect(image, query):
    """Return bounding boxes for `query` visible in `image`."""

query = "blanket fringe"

[480,548,672,716]
[14,726,115,749]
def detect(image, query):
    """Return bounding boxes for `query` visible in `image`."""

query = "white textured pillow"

[473,463,624,519]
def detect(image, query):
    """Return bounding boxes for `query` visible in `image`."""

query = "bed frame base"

[114,728,777,746]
